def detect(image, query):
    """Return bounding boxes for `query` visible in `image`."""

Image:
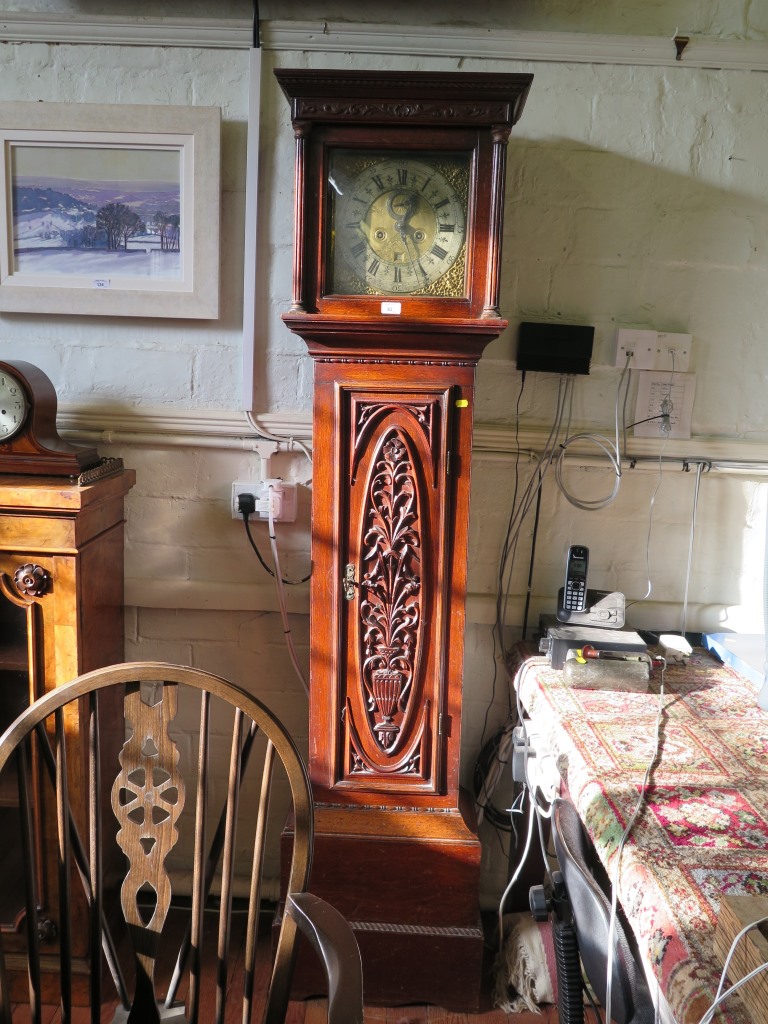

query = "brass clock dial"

[328,150,470,298]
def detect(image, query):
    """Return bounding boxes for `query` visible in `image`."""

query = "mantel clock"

[0,361,100,476]
[276,68,533,1011]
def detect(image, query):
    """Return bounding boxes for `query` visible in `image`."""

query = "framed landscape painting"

[0,102,220,318]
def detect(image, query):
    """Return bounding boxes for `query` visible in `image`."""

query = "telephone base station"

[555,588,625,628]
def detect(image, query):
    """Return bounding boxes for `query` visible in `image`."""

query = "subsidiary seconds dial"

[328,151,470,297]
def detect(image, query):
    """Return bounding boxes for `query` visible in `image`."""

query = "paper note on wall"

[633,371,696,439]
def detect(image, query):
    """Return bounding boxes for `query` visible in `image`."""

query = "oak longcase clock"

[276,68,532,1011]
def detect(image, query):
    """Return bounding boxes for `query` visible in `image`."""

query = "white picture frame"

[0,101,220,319]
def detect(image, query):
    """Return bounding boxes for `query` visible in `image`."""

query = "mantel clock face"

[0,367,29,440]
[327,149,471,299]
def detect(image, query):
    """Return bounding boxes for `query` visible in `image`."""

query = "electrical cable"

[267,495,309,697]
[513,658,556,821]
[496,785,536,955]
[623,354,677,608]
[491,656,557,954]
[244,413,305,454]
[623,349,677,611]
[241,511,311,585]
[696,915,768,1024]
[625,442,668,611]
[495,373,572,667]
[604,655,666,1024]
[473,725,515,832]
[245,410,314,468]
[714,914,768,1004]
[480,371,530,752]
[681,460,703,636]
[553,357,631,511]
[534,803,553,885]
[698,961,768,1024]
[521,471,543,641]
[490,359,632,746]
[584,980,603,1024]
[496,375,569,634]
[621,363,634,457]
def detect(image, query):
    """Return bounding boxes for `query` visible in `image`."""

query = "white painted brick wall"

[3,0,768,910]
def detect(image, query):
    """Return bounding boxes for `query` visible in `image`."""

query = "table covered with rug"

[510,644,768,1024]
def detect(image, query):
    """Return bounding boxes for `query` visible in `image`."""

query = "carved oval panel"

[357,426,425,759]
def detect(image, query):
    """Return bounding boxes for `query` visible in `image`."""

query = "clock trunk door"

[331,383,454,796]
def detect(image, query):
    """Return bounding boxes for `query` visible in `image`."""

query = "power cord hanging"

[238,496,311,585]
[267,496,309,696]
[236,492,310,696]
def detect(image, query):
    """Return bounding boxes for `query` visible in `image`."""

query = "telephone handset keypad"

[562,545,589,613]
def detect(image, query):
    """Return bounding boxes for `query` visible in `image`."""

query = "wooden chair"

[0,662,364,1024]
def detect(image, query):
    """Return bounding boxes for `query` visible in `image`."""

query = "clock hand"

[386,192,429,283]
[400,231,429,285]
[386,191,418,233]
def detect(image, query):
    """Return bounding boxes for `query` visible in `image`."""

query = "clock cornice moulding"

[2,13,768,72]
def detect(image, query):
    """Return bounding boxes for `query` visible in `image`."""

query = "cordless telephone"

[560,545,589,614]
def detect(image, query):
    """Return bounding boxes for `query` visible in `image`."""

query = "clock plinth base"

[281,795,485,1012]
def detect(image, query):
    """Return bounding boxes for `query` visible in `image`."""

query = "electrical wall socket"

[231,479,297,522]
[653,332,692,372]
[614,328,656,369]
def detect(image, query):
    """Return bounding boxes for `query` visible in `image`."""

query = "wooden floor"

[9,996,565,1023]
[6,907,569,1023]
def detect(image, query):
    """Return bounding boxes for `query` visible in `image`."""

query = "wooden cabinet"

[0,469,134,998]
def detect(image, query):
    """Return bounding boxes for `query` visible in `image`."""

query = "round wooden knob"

[13,563,51,598]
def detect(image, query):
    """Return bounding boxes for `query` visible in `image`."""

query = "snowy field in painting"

[13,246,181,279]
[12,172,182,280]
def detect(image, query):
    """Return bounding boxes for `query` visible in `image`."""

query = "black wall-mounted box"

[516,321,594,375]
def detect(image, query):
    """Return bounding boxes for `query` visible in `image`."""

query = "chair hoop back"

[0,662,363,1024]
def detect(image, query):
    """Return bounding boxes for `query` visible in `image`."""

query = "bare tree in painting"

[97,203,146,250]
[153,212,181,252]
